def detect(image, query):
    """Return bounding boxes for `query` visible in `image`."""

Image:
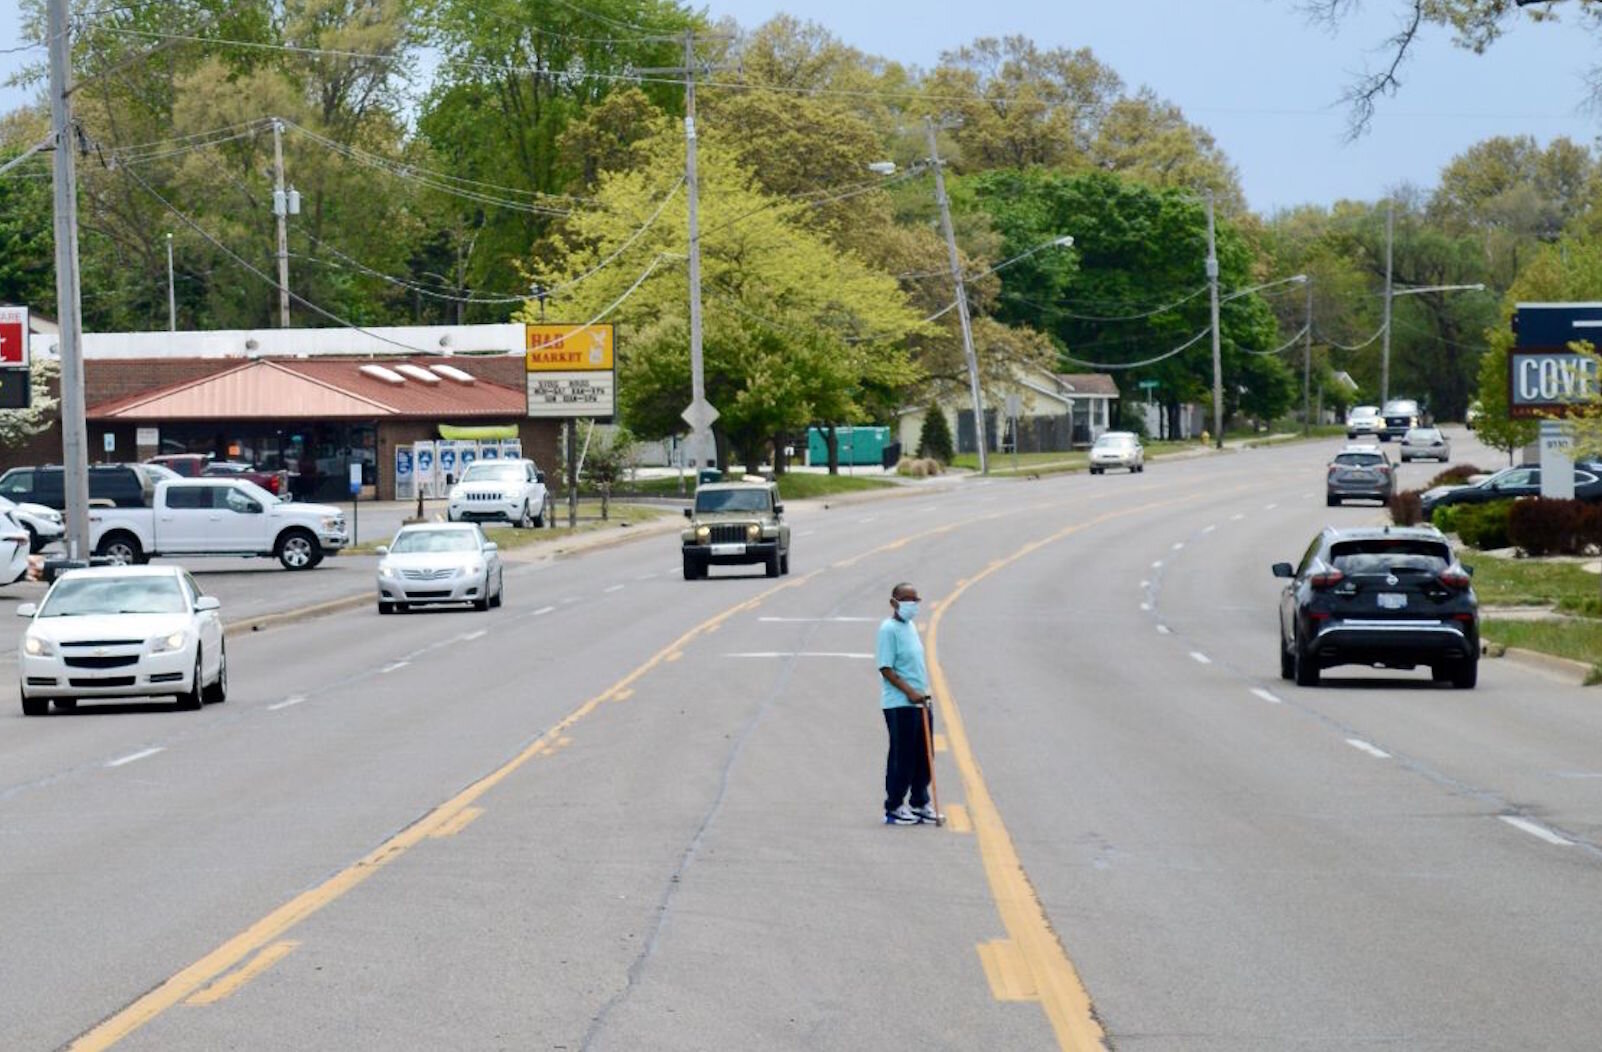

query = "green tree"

[916,404,955,463]
[0,358,60,450]
[527,127,924,472]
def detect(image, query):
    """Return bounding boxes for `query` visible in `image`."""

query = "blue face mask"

[897,600,919,621]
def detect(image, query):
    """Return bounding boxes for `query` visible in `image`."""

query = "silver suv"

[1326,445,1394,506]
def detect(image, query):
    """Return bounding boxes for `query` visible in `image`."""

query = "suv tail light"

[1439,565,1471,589]
[1309,568,1344,589]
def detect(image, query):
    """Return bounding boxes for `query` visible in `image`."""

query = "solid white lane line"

[380,661,409,674]
[1345,738,1391,759]
[1188,651,1211,665]
[268,695,307,711]
[1250,688,1282,704]
[726,652,874,659]
[1156,625,1172,635]
[759,616,878,623]
[534,606,556,616]
[106,747,164,768]
[459,630,487,642]
[604,584,625,593]
[1500,816,1572,847]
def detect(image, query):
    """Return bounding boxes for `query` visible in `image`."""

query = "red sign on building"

[0,306,28,367]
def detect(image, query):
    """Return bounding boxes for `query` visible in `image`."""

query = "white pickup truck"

[89,478,350,570]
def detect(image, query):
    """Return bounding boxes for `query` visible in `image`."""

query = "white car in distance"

[447,459,550,528]
[0,494,63,553]
[376,522,504,614]
[1089,431,1145,474]
[17,565,226,715]
[0,510,31,585]
[1346,405,1382,440]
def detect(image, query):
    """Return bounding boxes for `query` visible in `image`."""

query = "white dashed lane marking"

[1345,738,1391,759]
[106,748,163,768]
[1188,651,1212,665]
[604,585,625,593]
[1250,688,1282,704]
[534,606,556,616]
[1500,816,1572,847]
[1156,625,1171,635]
[268,695,307,711]
[459,630,487,642]
[380,661,409,674]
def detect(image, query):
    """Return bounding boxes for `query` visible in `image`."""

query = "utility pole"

[166,233,176,332]
[927,117,987,474]
[48,0,89,560]
[272,119,292,328]
[1206,190,1223,450]
[1380,199,1394,405]
[640,34,725,472]
[1302,276,1314,436]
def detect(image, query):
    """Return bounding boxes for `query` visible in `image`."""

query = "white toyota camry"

[17,565,227,715]
[376,522,504,614]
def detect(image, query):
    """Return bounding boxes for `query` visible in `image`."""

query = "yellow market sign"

[525,324,614,372]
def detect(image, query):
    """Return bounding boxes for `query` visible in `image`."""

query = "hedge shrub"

[1508,498,1602,556]
[1388,489,1425,526]
[1450,500,1516,550]
[1426,464,1489,490]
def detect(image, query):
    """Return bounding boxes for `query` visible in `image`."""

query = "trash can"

[697,468,722,485]
[881,441,902,470]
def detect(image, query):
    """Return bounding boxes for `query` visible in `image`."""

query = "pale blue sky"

[3,0,1597,214]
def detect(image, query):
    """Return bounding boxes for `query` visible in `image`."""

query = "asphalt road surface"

[4,430,1599,1051]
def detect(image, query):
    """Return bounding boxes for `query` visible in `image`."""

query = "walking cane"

[920,699,944,827]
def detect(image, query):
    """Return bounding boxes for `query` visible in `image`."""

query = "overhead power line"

[1060,326,1213,371]
[1238,324,1310,357]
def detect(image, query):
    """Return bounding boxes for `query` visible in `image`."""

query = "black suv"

[1273,525,1479,688]
[0,464,160,509]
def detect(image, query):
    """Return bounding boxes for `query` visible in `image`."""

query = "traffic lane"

[1,493,970,1047]
[124,564,1051,1052]
[936,476,1602,1048]
[1156,458,1602,850]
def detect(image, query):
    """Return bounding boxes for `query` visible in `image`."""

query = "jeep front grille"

[709,524,748,544]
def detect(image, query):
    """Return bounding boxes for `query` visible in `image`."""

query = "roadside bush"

[1426,464,1489,489]
[1452,500,1515,551]
[916,408,954,464]
[1431,504,1463,536]
[1388,489,1425,526]
[896,457,945,478]
[1509,499,1602,556]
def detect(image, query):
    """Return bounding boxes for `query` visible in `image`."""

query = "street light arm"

[1392,282,1487,297]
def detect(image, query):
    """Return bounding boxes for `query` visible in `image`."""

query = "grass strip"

[1466,554,1602,615]
[1482,618,1602,683]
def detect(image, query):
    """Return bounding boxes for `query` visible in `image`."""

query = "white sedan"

[376,522,504,614]
[17,565,227,715]
[1089,431,1145,474]
[0,495,63,552]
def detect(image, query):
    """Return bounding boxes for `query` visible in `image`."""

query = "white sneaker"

[884,805,919,825]
[910,804,943,824]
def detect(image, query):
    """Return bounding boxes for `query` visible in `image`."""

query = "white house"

[898,370,1120,456]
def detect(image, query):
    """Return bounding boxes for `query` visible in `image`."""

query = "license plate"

[711,543,745,556]
[1377,593,1407,610]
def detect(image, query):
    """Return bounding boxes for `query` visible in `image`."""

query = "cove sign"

[1510,303,1602,418]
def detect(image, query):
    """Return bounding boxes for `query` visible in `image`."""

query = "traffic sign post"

[349,462,363,545]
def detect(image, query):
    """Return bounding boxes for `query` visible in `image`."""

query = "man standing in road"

[878,582,941,825]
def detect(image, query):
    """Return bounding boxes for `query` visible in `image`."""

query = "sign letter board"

[1510,303,1602,418]
[525,323,615,419]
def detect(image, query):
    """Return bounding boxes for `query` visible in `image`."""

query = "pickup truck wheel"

[21,695,49,716]
[276,529,320,570]
[202,645,228,704]
[176,654,204,711]
[96,532,144,566]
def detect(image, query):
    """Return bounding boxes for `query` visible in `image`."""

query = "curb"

[224,591,373,638]
[1483,639,1598,687]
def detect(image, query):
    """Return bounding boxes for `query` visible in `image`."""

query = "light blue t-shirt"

[877,615,928,709]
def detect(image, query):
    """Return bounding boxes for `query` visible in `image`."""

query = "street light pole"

[1206,189,1223,449]
[1303,276,1314,435]
[272,119,291,328]
[926,117,987,474]
[1380,200,1394,405]
[166,232,176,332]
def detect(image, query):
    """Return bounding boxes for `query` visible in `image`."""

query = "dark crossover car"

[1326,446,1394,506]
[1274,525,1479,688]
[1419,465,1602,516]
[0,463,162,510]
